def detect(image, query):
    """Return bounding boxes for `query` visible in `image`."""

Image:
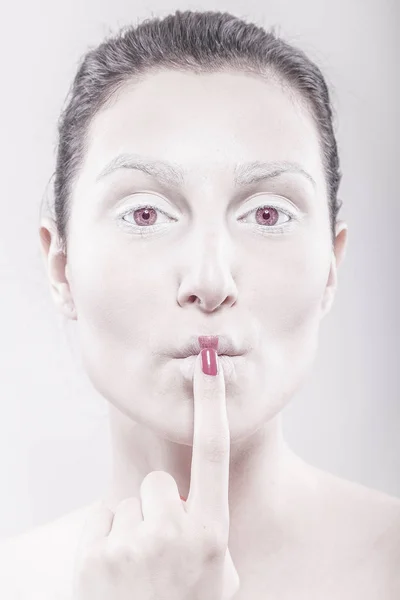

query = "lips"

[198,336,219,351]
[173,334,244,358]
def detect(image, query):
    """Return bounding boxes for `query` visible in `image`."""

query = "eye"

[120,204,176,233]
[238,204,294,233]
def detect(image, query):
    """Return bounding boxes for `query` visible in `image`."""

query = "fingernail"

[201,347,218,376]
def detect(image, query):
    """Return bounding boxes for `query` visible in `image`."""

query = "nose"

[176,223,239,312]
[177,258,238,311]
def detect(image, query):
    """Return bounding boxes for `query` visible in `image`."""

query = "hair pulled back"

[44,9,343,254]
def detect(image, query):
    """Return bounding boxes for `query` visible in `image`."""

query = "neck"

[101,404,318,560]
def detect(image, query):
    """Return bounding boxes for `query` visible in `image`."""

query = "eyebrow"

[96,153,316,190]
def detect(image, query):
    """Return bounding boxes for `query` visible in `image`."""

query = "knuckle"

[104,542,137,565]
[158,521,181,540]
[202,523,228,559]
[145,520,181,546]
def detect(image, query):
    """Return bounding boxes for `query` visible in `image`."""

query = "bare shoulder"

[313,466,400,598]
[316,465,400,534]
[0,502,99,600]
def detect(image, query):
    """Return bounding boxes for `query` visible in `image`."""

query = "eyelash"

[118,202,296,236]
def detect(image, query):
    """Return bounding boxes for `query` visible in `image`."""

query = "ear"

[38,217,77,320]
[320,219,348,319]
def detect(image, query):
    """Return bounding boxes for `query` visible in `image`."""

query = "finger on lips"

[187,346,230,527]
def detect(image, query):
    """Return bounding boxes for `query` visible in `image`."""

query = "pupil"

[257,206,278,226]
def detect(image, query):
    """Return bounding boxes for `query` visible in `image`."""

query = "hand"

[73,347,240,600]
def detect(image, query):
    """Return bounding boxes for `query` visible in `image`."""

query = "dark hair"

[45,9,343,254]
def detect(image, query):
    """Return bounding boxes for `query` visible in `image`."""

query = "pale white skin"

[2,69,399,599]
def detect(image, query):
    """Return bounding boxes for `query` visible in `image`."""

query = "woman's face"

[64,70,345,445]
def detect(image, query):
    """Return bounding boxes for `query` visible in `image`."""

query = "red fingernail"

[201,347,218,376]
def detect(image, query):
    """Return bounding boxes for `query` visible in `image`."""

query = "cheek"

[228,244,326,425]
[251,245,328,344]
[267,277,323,336]
[69,238,164,337]
[245,254,325,413]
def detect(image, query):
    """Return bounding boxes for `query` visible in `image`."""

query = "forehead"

[82,70,324,192]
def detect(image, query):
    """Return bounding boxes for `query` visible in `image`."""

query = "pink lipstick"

[198,336,219,351]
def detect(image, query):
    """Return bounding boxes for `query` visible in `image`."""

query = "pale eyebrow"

[96,153,316,190]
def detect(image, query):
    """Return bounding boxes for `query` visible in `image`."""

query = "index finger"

[187,347,230,525]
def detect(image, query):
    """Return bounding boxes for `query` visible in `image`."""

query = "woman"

[1,9,399,600]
